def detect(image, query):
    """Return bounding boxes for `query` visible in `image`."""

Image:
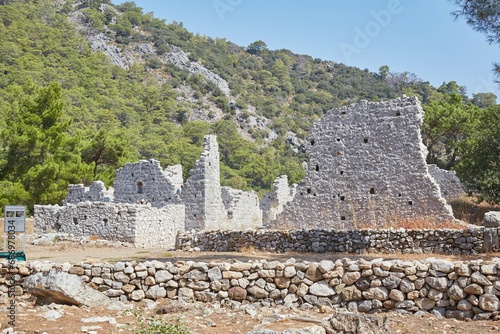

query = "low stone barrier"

[2,257,499,320]
[176,228,496,255]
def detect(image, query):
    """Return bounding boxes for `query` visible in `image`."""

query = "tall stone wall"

[114,159,181,207]
[34,202,185,248]
[181,135,262,231]
[260,175,297,226]
[427,164,465,201]
[181,135,226,230]
[276,97,454,229]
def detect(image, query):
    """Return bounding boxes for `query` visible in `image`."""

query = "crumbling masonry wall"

[427,164,465,201]
[260,175,297,226]
[34,202,184,248]
[63,181,114,205]
[276,97,454,229]
[181,135,262,231]
[113,159,182,207]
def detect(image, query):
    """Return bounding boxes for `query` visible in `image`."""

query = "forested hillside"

[0,0,498,212]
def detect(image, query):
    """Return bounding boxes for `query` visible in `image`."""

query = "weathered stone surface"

[23,272,111,307]
[248,286,269,298]
[425,277,448,291]
[483,211,500,227]
[341,285,362,301]
[145,286,167,300]
[309,281,335,297]
[228,287,247,301]
[362,287,389,301]
[464,284,484,295]
[329,312,390,334]
[305,264,323,282]
[479,294,500,311]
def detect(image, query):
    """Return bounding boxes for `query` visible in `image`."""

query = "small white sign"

[4,206,26,233]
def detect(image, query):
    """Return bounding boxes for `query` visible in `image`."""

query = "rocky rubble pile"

[177,228,485,255]
[2,257,500,321]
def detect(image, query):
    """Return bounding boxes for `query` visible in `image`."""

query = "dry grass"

[449,195,500,226]
[353,216,467,230]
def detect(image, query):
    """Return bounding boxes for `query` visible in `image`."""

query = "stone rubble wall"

[175,228,500,255]
[221,187,262,230]
[114,159,181,207]
[63,181,114,205]
[260,175,297,226]
[275,97,455,229]
[3,257,500,320]
[34,202,185,248]
[427,164,466,201]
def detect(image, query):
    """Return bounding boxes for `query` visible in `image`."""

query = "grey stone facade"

[260,175,297,226]
[427,164,465,200]
[34,202,185,248]
[275,97,455,229]
[113,159,181,207]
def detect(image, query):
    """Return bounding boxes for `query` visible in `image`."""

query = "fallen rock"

[24,271,111,307]
[328,311,390,334]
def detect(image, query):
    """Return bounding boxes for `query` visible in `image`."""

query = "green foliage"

[455,105,500,204]
[422,92,481,169]
[127,308,191,334]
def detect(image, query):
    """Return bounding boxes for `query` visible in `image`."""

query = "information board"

[4,205,26,233]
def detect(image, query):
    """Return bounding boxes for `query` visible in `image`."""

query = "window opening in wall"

[310,139,315,146]
[341,110,346,115]
[396,111,401,116]
[340,196,345,201]
[307,188,312,194]
[398,193,402,197]
[341,216,346,220]
[73,218,78,225]
[340,171,344,175]
[408,201,413,205]
[131,173,134,177]
[337,138,341,142]
[300,192,304,196]
[84,215,87,220]
[194,214,197,218]
[315,164,319,171]
[209,162,211,166]
[313,193,317,196]
[370,188,375,194]
[337,151,343,156]
[137,182,144,194]
[364,138,369,143]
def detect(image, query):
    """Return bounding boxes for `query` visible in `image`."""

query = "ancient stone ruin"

[275,96,455,229]
[35,135,262,248]
[35,96,464,248]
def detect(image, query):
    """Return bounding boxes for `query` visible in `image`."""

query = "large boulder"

[483,211,500,227]
[23,271,112,307]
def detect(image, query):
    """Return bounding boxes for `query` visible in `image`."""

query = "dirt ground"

[0,242,499,334]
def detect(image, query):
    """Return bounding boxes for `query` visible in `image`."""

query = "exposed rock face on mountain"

[164,45,231,97]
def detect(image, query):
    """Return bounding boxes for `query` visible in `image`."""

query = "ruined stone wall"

[5,257,500,319]
[176,227,495,255]
[181,135,262,231]
[260,175,297,226]
[181,135,225,230]
[276,97,454,229]
[63,181,114,205]
[114,159,181,207]
[427,164,465,201]
[34,202,185,248]
[220,187,262,230]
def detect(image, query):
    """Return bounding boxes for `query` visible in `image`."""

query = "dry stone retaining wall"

[176,228,500,255]
[3,257,500,320]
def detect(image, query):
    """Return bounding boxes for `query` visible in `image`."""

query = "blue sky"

[112,0,500,100]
